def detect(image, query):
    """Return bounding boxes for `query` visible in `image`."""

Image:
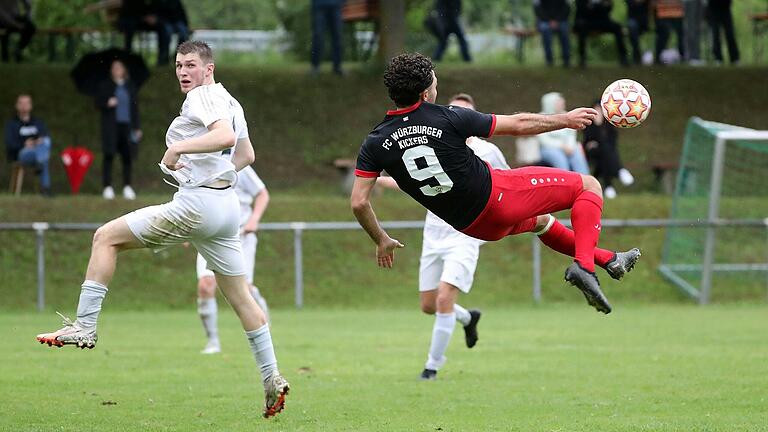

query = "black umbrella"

[70,48,150,96]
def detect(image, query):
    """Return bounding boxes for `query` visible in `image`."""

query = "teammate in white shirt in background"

[36,41,289,418]
[377,93,511,380]
[197,165,270,354]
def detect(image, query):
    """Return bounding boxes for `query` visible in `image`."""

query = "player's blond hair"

[448,93,475,108]
[177,40,214,64]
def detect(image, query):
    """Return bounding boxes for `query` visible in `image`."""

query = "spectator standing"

[95,60,142,200]
[626,0,650,65]
[156,0,190,48]
[537,92,589,174]
[533,0,572,67]
[4,94,52,196]
[310,0,344,75]
[573,0,629,67]
[0,0,35,62]
[118,0,172,65]
[706,0,739,65]
[583,99,634,199]
[432,0,472,62]
[653,0,685,64]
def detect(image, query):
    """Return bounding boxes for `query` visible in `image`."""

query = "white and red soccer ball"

[600,79,651,128]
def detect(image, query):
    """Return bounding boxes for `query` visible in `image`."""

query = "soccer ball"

[600,79,651,128]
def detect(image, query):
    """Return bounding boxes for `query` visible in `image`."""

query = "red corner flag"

[61,147,93,194]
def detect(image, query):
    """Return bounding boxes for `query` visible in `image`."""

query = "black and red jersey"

[355,100,497,230]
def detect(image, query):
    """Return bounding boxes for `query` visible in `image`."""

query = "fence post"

[33,222,49,312]
[293,225,304,309]
[532,235,542,303]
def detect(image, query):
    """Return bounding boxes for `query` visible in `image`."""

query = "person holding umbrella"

[95,59,142,200]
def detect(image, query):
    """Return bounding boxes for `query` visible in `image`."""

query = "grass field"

[3,306,767,431]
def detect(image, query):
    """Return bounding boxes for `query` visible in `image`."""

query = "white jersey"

[235,166,266,227]
[162,83,248,187]
[424,137,511,234]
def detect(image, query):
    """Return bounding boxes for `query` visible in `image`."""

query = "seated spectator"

[533,0,571,67]
[574,0,628,67]
[156,0,189,48]
[537,92,589,174]
[0,0,35,63]
[4,94,52,196]
[583,98,634,199]
[118,0,172,65]
[626,0,650,65]
[653,0,685,64]
[95,60,142,200]
[706,0,739,65]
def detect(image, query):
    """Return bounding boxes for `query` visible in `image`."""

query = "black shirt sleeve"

[446,106,496,139]
[355,140,382,178]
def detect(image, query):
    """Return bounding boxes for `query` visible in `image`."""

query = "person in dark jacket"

[4,94,52,195]
[95,59,142,200]
[432,0,472,62]
[118,0,172,65]
[310,0,344,75]
[0,0,35,62]
[583,99,634,199]
[626,0,650,65]
[156,0,189,48]
[573,0,628,67]
[534,0,571,67]
[707,0,739,64]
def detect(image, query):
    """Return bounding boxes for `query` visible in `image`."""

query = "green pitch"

[3,305,767,431]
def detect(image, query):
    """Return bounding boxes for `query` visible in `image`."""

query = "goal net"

[659,118,768,303]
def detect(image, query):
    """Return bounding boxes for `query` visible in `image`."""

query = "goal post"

[659,118,768,303]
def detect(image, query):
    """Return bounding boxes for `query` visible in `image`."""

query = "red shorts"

[460,167,584,241]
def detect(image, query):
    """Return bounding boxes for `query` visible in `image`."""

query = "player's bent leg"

[214,273,289,418]
[37,216,143,350]
[535,214,642,280]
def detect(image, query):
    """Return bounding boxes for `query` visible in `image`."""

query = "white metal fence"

[1,218,766,311]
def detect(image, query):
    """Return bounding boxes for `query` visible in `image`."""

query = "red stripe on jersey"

[355,169,380,178]
[488,114,497,137]
[386,100,423,116]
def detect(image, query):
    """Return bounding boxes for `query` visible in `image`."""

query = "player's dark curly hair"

[383,53,435,107]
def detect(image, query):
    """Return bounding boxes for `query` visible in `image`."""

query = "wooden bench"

[502,26,537,64]
[652,161,679,194]
[8,162,25,196]
[333,158,357,193]
[342,0,379,61]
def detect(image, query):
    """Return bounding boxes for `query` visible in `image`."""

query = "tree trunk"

[378,0,406,62]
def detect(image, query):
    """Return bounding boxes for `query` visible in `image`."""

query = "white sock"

[425,312,455,371]
[246,324,279,382]
[75,280,108,328]
[453,304,471,326]
[197,297,219,343]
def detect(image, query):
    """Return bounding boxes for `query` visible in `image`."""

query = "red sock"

[569,191,604,272]
[539,218,613,269]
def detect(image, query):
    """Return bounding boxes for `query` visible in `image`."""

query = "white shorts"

[125,187,245,277]
[418,228,482,293]
[197,232,257,283]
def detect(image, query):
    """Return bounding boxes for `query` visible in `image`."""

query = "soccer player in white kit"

[197,165,271,354]
[36,41,289,418]
[377,93,511,380]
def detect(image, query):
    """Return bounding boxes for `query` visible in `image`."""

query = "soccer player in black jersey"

[351,53,641,314]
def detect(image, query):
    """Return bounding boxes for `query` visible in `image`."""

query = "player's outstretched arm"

[351,176,404,269]
[493,108,599,136]
[231,137,256,171]
[162,120,237,170]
